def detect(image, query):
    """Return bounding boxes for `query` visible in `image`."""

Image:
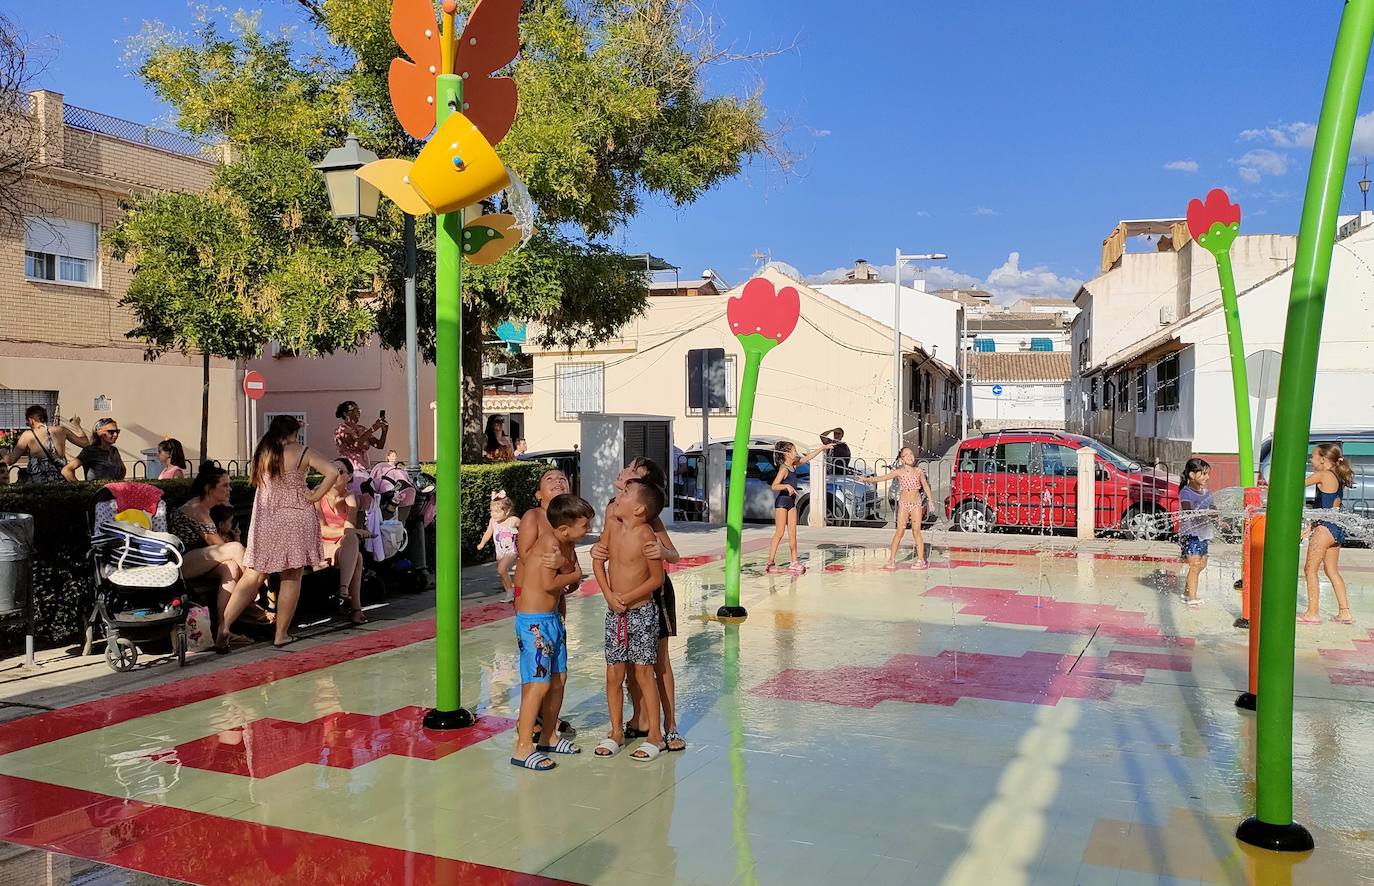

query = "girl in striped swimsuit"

[860,446,935,569]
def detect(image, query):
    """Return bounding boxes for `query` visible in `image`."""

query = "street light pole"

[892,250,947,459]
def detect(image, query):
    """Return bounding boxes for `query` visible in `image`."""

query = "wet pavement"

[0,531,1371,885]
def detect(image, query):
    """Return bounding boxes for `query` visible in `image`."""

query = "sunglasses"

[101,428,121,437]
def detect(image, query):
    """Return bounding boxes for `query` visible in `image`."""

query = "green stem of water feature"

[1244,0,1374,847]
[1215,250,1255,488]
[427,71,472,728]
[722,344,767,616]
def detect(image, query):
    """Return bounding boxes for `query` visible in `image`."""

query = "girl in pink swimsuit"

[860,446,935,569]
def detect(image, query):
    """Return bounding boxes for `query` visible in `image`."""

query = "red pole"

[1238,486,1261,625]
[1237,513,1263,711]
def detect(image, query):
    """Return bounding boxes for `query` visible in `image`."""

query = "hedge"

[0,460,548,650]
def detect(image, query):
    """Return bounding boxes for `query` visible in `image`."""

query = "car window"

[958,446,988,473]
[992,442,1034,474]
[1041,444,1078,477]
[745,449,778,481]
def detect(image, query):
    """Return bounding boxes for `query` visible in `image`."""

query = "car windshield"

[1083,440,1140,471]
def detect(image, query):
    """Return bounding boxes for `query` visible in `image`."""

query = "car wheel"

[1122,506,1165,541]
[954,501,994,533]
[797,498,810,524]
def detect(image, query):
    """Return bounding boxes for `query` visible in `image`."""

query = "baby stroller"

[86,484,191,672]
[361,463,429,593]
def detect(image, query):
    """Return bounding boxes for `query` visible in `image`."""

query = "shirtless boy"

[591,479,666,761]
[510,493,594,772]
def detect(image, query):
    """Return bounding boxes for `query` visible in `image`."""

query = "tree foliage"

[123,1,778,448]
[0,13,44,230]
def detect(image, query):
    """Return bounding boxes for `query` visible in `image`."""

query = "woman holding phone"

[334,401,389,473]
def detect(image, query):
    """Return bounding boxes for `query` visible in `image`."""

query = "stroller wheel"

[174,627,188,667]
[105,637,138,672]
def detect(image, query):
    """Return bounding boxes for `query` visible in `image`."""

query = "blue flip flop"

[510,751,555,771]
[536,738,581,755]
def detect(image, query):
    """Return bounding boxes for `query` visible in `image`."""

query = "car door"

[744,448,781,520]
[981,441,1034,526]
[1039,443,1079,528]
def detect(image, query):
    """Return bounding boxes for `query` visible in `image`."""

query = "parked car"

[677,438,883,524]
[516,448,581,496]
[1257,430,1374,520]
[944,429,1180,540]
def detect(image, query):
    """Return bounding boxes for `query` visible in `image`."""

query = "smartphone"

[379,409,387,421]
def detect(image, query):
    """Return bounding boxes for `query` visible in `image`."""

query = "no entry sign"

[243,371,267,401]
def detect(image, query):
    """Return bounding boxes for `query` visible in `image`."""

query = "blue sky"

[14,1,1374,300]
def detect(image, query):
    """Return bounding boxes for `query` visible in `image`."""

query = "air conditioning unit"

[1160,305,1176,326]
[482,362,508,378]
[269,340,297,358]
[1019,339,1031,351]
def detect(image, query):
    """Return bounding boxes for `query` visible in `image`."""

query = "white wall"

[815,281,962,364]
[971,382,1067,428]
[966,329,1069,351]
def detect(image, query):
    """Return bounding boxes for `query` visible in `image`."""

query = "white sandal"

[630,741,663,762]
[594,737,623,757]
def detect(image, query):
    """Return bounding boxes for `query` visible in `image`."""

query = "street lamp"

[316,134,422,481]
[1360,159,1370,212]
[313,134,380,231]
[892,250,947,459]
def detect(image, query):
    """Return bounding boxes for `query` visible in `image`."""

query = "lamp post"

[892,250,947,459]
[1360,159,1370,212]
[315,135,423,478]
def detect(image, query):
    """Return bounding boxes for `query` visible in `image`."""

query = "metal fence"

[62,102,215,160]
[130,458,251,480]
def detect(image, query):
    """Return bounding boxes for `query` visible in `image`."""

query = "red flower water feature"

[727,277,801,344]
[1186,188,1242,246]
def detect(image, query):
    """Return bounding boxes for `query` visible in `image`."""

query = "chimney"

[851,259,877,281]
[31,90,65,166]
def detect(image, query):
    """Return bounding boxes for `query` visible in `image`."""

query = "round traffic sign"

[243,370,267,401]
[991,384,1004,397]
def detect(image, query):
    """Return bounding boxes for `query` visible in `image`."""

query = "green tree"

[106,169,376,460]
[128,2,779,455]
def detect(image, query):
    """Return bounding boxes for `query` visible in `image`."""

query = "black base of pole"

[716,605,748,621]
[423,707,475,730]
[1235,692,1257,710]
[1236,817,1314,853]
[1234,616,1250,629]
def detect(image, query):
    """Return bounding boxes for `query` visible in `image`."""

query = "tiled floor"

[0,538,1372,885]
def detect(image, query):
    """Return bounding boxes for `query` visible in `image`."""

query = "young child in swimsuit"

[591,479,666,761]
[859,446,935,568]
[516,468,577,740]
[1177,457,1213,608]
[1300,442,1354,625]
[510,493,594,772]
[479,490,521,602]
[765,440,833,574]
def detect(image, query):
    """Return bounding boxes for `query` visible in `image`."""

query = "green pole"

[720,341,770,619]
[1216,250,1256,487]
[1238,0,1374,851]
[424,71,474,730]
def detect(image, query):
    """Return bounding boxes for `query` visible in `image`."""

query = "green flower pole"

[719,277,800,620]
[1238,0,1374,853]
[724,623,757,884]
[1186,189,1254,487]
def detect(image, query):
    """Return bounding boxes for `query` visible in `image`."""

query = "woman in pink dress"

[219,415,340,650]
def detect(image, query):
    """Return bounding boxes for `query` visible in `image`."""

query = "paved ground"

[0,525,1371,884]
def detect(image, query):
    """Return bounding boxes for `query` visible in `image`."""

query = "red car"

[944,430,1180,540]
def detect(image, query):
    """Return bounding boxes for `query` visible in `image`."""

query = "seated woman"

[168,465,260,646]
[318,458,370,625]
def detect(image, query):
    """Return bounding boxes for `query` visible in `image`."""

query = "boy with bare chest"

[591,479,666,760]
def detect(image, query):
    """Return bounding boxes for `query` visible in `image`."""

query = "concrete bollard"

[1076,446,1096,540]
[808,454,827,528]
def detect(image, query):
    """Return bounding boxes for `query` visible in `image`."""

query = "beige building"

[2,90,245,476]
[522,266,963,464]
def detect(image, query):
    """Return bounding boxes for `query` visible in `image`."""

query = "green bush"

[455,461,546,564]
[0,479,253,647]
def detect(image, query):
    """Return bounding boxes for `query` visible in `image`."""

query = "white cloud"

[1164,159,1199,173]
[807,127,832,138]
[804,252,1081,306]
[971,206,999,216]
[1240,122,1317,149]
[1235,148,1288,183]
[914,209,932,218]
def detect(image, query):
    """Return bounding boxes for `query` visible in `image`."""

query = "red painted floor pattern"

[925,584,1195,648]
[0,774,577,885]
[752,649,1191,708]
[156,707,517,779]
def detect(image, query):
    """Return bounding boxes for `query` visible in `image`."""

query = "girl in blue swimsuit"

[1300,442,1354,625]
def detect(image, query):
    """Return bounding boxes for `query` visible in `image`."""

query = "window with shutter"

[24,217,99,287]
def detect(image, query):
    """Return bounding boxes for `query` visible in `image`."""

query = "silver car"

[1257,430,1374,521]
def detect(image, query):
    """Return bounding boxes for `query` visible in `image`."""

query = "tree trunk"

[462,303,485,461]
[200,351,211,463]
